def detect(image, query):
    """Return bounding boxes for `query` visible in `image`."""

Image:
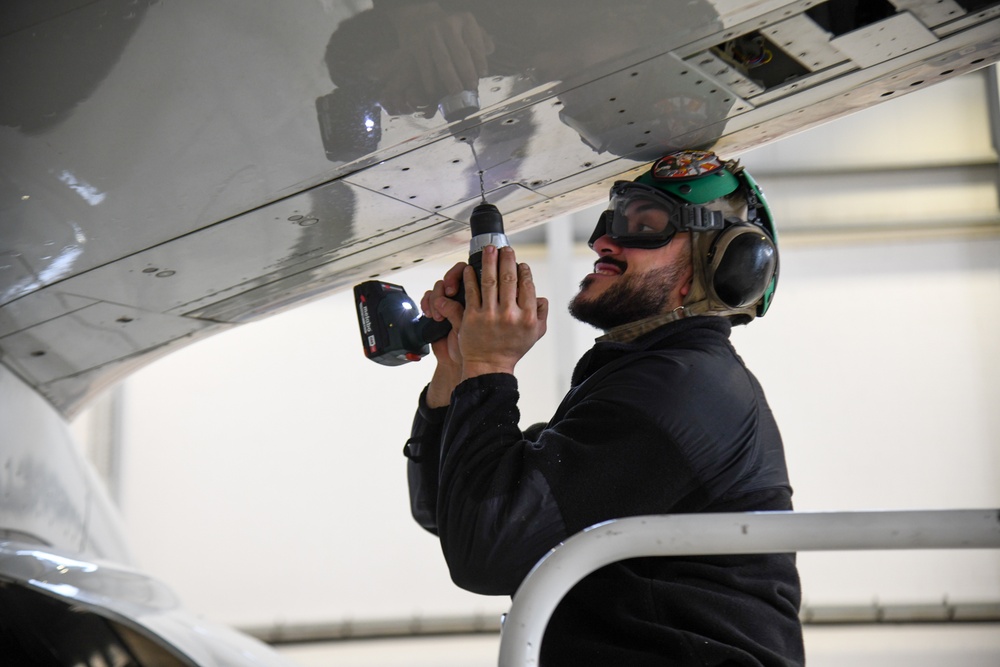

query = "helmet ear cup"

[707,225,777,309]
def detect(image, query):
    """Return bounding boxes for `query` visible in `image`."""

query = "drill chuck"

[468,201,509,279]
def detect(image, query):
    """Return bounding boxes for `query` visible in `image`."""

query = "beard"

[569,262,687,331]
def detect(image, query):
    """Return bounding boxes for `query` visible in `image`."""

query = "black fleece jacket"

[405,316,804,666]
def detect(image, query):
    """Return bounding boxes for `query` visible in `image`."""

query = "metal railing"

[497,509,1000,667]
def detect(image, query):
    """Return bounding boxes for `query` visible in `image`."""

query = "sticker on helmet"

[652,150,725,181]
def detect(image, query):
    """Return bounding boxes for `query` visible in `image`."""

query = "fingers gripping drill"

[353,197,509,366]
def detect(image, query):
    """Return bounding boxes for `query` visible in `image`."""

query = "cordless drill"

[354,201,508,366]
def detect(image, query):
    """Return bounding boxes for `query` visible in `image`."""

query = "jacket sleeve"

[405,385,449,535]
[434,373,569,595]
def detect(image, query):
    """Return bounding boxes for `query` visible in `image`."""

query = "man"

[404,149,804,665]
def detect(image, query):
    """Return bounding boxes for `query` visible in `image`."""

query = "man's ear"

[680,273,692,298]
[678,262,694,298]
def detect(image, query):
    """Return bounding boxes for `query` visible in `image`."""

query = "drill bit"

[468,139,487,204]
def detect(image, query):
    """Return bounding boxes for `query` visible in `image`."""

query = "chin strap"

[596,302,709,343]
[596,296,756,343]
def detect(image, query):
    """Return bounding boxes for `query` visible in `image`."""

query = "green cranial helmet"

[603,150,779,323]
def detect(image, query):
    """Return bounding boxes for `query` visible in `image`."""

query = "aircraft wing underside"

[2,0,998,416]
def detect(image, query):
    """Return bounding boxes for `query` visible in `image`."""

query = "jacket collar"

[571,315,731,387]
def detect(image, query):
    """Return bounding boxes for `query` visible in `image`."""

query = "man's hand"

[421,261,466,408]
[438,246,548,380]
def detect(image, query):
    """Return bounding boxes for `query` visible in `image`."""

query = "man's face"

[569,231,692,331]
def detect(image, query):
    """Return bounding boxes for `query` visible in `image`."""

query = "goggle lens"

[610,194,675,237]
[588,183,681,249]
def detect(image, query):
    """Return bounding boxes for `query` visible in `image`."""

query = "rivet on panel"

[156,270,176,278]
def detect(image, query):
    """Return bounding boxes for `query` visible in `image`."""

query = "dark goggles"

[588,181,726,249]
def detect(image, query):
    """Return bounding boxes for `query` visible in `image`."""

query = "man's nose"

[591,233,623,254]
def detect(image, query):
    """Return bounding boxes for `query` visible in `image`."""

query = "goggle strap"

[681,207,725,232]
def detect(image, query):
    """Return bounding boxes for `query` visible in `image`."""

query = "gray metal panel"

[892,0,968,29]
[0,292,96,338]
[831,12,939,69]
[184,217,472,323]
[45,181,443,316]
[760,13,847,71]
[0,302,214,386]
